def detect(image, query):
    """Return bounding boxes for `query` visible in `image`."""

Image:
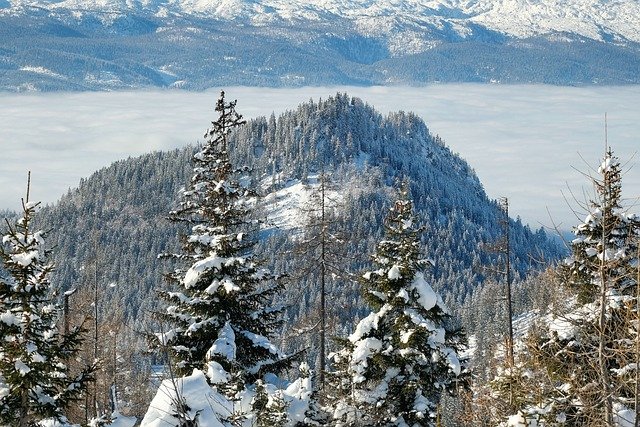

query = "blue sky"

[1,84,638,231]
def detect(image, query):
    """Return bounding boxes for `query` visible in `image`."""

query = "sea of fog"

[1,84,639,231]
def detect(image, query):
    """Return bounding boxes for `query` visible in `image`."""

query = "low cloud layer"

[1,85,638,230]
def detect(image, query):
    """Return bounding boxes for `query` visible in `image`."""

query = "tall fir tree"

[327,185,468,427]
[0,181,94,427]
[545,149,639,425]
[561,149,638,304]
[152,91,294,416]
[494,149,640,426]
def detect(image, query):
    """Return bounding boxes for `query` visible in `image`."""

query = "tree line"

[2,91,634,426]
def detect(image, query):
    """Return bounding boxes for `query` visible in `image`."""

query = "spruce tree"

[497,150,640,425]
[561,149,638,304]
[546,150,639,425]
[152,91,294,410]
[0,184,94,426]
[328,185,468,426]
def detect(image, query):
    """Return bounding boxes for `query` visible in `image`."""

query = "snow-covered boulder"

[140,369,231,427]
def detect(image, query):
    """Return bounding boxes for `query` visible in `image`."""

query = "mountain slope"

[1,0,639,89]
[34,94,564,331]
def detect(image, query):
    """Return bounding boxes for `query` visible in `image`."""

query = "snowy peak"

[4,0,640,44]
[2,0,640,89]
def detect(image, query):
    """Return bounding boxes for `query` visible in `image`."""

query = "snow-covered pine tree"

[500,149,640,426]
[152,91,295,420]
[327,185,468,427]
[561,149,640,425]
[561,149,638,304]
[0,183,94,427]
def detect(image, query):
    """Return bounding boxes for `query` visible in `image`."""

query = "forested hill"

[36,93,564,332]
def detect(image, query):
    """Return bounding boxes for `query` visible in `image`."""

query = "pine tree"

[561,149,638,304]
[552,149,639,425]
[0,181,94,426]
[500,149,640,426]
[151,91,294,417]
[327,185,468,427]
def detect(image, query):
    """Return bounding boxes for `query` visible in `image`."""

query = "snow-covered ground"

[140,366,315,427]
[260,174,342,235]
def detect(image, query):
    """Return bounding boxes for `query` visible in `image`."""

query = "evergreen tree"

[327,185,468,426]
[0,185,94,427]
[496,150,640,426]
[151,91,295,419]
[543,150,639,425]
[561,149,638,304]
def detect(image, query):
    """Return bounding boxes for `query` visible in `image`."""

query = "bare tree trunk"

[319,171,326,390]
[499,198,515,406]
[599,177,613,426]
[599,266,614,425]
[19,390,28,427]
[635,242,640,427]
[93,237,100,419]
[504,199,514,370]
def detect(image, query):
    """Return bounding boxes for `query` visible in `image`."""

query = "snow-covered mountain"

[2,0,640,89]
[34,93,564,320]
[5,0,639,47]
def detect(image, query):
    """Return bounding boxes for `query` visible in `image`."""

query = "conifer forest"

[2,90,639,427]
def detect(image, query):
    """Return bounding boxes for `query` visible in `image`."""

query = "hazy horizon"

[1,84,639,232]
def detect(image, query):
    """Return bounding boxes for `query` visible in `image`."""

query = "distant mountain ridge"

[2,0,639,89]
[5,0,639,45]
